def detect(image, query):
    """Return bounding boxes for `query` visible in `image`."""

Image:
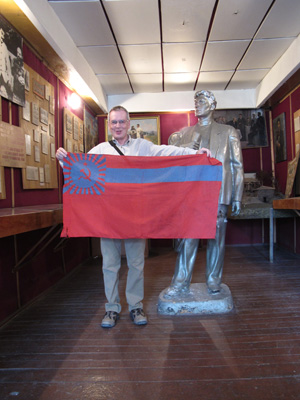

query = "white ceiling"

[46,0,300,99]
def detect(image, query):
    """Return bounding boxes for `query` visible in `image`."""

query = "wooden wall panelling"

[19,64,58,189]
[0,167,6,200]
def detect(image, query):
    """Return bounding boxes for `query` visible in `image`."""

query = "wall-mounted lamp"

[68,93,81,110]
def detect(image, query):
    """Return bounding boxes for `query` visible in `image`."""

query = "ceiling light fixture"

[68,93,81,110]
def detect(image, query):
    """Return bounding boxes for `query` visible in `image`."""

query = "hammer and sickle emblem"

[79,162,91,181]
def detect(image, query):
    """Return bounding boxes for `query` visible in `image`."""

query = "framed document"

[34,145,40,162]
[44,164,50,183]
[40,107,48,126]
[33,128,40,142]
[50,143,55,159]
[66,113,73,133]
[26,166,39,181]
[25,134,31,155]
[39,167,45,183]
[32,78,44,98]
[41,132,48,155]
[22,100,31,122]
[31,102,39,126]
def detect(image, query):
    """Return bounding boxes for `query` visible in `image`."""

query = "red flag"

[62,153,222,239]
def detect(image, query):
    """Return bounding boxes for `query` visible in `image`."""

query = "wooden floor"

[1,245,300,400]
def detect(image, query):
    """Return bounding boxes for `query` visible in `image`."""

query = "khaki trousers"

[100,238,146,313]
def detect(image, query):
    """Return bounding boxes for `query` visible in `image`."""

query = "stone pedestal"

[157,283,234,315]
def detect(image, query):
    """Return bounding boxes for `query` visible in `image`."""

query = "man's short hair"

[108,106,129,121]
[194,90,216,107]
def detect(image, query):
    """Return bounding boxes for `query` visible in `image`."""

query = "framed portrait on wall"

[105,116,160,145]
[213,108,267,149]
[273,113,286,163]
[0,16,25,106]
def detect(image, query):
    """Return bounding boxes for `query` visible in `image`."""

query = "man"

[0,28,13,99]
[166,90,244,295]
[136,123,143,138]
[56,105,211,328]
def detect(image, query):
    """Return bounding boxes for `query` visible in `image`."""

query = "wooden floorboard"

[1,245,300,400]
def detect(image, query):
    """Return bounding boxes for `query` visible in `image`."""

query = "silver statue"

[166,90,244,295]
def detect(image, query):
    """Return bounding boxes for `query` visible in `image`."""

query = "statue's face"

[194,95,212,117]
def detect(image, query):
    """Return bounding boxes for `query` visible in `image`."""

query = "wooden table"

[0,204,64,274]
[273,197,300,212]
[0,204,63,238]
[229,202,297,262]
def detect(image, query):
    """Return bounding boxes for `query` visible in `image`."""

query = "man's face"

[108,110,130,142]
[194,95,213,117]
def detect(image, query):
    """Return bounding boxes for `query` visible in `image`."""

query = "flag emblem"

[63,153,106,195]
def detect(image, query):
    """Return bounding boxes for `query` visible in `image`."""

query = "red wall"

[271,86,300,253]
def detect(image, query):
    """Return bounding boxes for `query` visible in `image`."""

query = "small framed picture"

[273,113,287,163]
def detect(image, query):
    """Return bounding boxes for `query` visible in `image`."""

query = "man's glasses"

[110,120,128,125]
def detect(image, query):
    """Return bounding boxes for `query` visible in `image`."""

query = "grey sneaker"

[130,308,148,326]
[101,311,119,328]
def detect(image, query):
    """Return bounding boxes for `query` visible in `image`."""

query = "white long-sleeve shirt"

[88,136,198,157]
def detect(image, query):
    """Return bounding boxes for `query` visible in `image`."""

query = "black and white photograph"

[273,112,287,163]
[0,16,25,106]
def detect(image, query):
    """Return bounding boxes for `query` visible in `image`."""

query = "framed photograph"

[213,108,267,149]
[273,113,286,163]
[0,16,25,106]
[105,116,160,145]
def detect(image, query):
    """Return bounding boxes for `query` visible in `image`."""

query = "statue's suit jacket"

[169,121,244,205]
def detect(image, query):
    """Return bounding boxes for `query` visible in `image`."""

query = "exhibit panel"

[19,64,57,190]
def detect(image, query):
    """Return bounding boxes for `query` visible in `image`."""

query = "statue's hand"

[196,147,212,157]
[231,201,241,216]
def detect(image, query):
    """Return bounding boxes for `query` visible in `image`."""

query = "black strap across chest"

[109,140,125,156]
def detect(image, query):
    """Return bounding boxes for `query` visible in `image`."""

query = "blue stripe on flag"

[105,165,222,184]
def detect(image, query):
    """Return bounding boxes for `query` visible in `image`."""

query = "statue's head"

[194,90,217,118]
[194,90,217,107]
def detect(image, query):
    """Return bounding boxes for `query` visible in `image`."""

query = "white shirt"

[88,136,197,157]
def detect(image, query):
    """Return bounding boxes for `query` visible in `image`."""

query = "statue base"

[157,283,234,315]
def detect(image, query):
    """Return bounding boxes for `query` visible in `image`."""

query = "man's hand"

[231,201,241,216]
[56,147,68,161]
[196,147,212,157]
